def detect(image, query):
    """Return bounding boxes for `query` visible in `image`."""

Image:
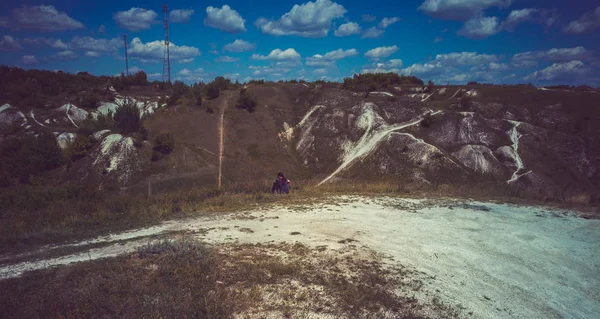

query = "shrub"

[67,134,91,161]
[167,92,180,106]
[79,112,114,136]
[460,96,473,110]
[140,125,149,140]
[151,150,164,161]
[341,73,424,91]
[467,81,479,85]
[206,83,220,100]
[426,80,434,92]
[206,102,214,113]
[114,100,141,134]
[77,91,100,109]
[131,133,144,148]
[154,132,175,154]
[420,112,437,128]
[195,94,203,107]
[236,88,257,112]
[0,132,64,185]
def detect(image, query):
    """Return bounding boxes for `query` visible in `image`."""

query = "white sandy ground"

[1,196,599,319]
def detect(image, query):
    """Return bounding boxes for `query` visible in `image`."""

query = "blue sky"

[1,0,599,85]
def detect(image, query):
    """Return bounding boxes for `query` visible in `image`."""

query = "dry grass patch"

[0,238,460,319]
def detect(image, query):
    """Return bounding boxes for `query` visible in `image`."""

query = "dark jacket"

[271,178,290,194]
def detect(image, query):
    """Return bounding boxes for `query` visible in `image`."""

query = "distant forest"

[0,66,431,109]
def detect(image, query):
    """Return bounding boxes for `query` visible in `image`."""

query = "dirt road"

[1,196,598,318]
[217,92,230,189]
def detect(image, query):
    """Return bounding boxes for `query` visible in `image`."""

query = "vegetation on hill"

[342,73,424,91]
[0,66,153,108]
[236,87,257,112]
[113,100,141,134]
[0,132,64,186]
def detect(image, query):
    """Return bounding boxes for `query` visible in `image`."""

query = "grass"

[0,238,454,318]
[1,178,597,254]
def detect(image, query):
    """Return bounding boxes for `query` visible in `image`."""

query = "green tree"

[206,83,220,99]
[153,132,175,154]
[67,134,91,161]
[236,88,257,112]
[114,100,141,134]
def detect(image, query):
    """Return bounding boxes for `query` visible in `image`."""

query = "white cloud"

[334,22,361,36]
[6,5,84,32]
[85,51,100,57]
[22,55,38,64]
[0,35,21,51]
[448,74,468,82]
[434,51,499,66]
[361,59,404,74]
[23,37,69,49]
[255,0,346,37]
[128,37,201,63]
[361,27,384,38]
[306,55,334,67]
[113,8,159,32]
[223,39,255,52]
[251,48,301,61]
[178,58,194,64]
[512,47,590,62]
[215,56,240,63]
[523,60,590,81]
[433,36,443,43]
[402,62,446,76]
[170,9,194,23]
[313,68,329,74]
[129,66,142,73]
[379,17,400,28]
[250,65,293,77]
[364,45,399,59]
[178,68,192,76]
[148,73,161,78]
[458,15,501,38]
[418,0,512,22]
[324,48,358,60]
[502,8,538,31]
[306,48,357,66]
[204,5,246,33]
[401,51,502,82]
[98,25,106,33]
[54,50,77,60]
[71,36,121,53]
[564,6,600,34]
[175,68,207,82]
[362,14,377,22]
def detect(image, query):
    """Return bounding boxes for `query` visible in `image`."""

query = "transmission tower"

[123,34,129,76]
[162,4,171,83]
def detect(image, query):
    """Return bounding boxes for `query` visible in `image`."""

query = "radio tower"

[123,34,129,76]
[162,4,171,83]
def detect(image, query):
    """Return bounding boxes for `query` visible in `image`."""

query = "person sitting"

[271,172,291,194]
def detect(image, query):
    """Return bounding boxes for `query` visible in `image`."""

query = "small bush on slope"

[0,132,64,186]
[67,134,91,161]
[153,132,175,154]
[236,88,257,112]
[114,100,141,134]
[79,112,115,136]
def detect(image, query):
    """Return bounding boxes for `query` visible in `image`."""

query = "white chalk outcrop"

[91,133,139,185]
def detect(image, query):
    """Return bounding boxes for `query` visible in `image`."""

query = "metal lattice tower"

[162,4,171,83]
[123,34,129,76]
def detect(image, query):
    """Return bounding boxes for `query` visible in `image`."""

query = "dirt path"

[1,196,599,318]
[218,93,229,189]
